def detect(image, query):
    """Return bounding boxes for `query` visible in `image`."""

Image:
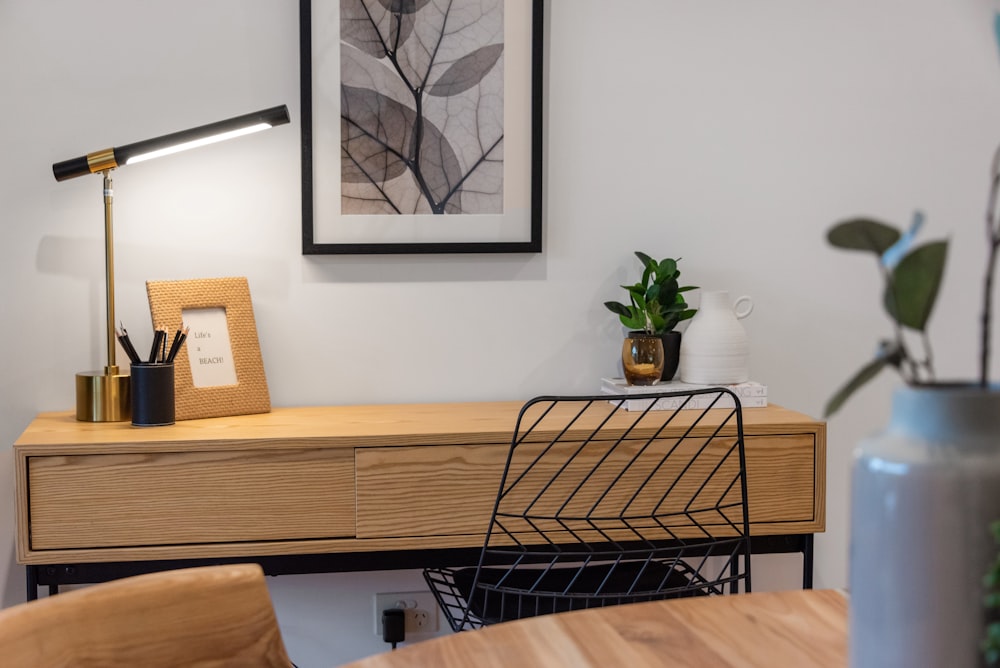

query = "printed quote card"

[181,306,238,388]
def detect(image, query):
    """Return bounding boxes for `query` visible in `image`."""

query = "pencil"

[148,329,164,364]
[116,324,141,364]
[166,325,189,363]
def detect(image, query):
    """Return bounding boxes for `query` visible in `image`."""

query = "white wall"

[2,0,999,665]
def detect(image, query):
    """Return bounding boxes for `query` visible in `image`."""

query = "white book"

[602,390,769,411]
[599,378,768,411]
[600,378,767,398]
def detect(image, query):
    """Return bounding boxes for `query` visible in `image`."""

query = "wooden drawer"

[743,434,817,523]
[27,448,355,550]
[355,434,816,539]
[357,442,506,538]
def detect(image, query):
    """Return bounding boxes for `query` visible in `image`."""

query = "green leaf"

[634,251,655,268]
[827,218,901,254]
[620,314,645,330]
[604,301,631,318]
[824,355,892,417]
[656,258,677,278]
[641,265,653,288]
[607,300,645,330]
[653,279,678,303]
[883,240,948,331]
[625,283,644,300]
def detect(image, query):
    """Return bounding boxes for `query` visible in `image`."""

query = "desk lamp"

[52,105,290,422]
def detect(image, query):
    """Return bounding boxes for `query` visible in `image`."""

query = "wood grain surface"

[13,402,825,565]
[0,564,292,667]
[339,589,848,668]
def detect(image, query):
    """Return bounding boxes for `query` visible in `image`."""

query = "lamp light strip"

[124,123,273,165]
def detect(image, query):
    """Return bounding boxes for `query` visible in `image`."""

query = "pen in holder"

[130,362,175,427]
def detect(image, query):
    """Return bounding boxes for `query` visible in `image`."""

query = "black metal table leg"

[26,565,38,601]
[802,533,814,589]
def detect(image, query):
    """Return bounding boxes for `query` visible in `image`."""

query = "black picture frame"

[300,0,543,255]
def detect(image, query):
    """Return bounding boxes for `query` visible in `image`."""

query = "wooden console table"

[13,401,825,600]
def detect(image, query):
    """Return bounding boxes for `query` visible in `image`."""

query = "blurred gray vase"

[850,384,1000,667]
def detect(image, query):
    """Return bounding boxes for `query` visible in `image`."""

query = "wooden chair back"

[0,563,293,667]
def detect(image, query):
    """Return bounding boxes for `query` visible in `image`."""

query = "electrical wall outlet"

[374,590,440,636]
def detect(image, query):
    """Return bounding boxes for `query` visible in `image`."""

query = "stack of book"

[600,378,768,411]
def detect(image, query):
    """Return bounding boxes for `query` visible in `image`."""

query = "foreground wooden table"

[341,589,848,668]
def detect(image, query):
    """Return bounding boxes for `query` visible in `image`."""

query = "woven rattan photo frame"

[146,277,270,421]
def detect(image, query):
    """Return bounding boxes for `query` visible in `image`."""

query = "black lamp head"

[52,105,290,181]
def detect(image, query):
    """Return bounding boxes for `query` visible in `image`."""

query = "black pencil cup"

[130,363,175,427]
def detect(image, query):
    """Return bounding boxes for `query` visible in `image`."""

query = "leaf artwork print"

[340,0,505,216]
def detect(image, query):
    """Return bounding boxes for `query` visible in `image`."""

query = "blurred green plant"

[822,212,948,417]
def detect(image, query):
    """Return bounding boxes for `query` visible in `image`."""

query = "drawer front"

[28,449,355,549]
[743,434,817,523]
[355,434,816,539]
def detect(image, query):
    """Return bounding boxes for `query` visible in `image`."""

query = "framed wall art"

[146,277,271,421]
[300,0,543,254]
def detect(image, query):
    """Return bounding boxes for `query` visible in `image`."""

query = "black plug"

[382,607,405,649]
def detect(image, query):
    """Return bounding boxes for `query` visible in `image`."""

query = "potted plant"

[604,252,697,382]
[823,150,1000,665]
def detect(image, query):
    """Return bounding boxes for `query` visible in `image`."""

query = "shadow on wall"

[301,252,547,284]
[3,539,23,609]
[35,235,292,301]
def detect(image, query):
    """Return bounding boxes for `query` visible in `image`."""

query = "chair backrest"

[458,388,751,627]
[0,563,293,668]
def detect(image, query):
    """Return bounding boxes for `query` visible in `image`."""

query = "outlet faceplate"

[374,590,440,636]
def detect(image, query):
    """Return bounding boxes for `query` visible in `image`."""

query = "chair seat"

[434,558,708,625]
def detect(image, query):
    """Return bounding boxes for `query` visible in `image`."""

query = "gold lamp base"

[76,368,130,422]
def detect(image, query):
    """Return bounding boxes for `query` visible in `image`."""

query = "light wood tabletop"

[340,589,848,668]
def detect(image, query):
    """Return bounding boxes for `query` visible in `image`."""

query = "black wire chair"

[424,387,752,631]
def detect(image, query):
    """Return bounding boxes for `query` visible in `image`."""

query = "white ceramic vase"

[850,385,1000,668]
[679,290,753,385]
